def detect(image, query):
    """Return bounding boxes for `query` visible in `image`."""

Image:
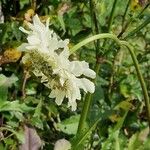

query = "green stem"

[70,33,121,54]
[89,0,100,55]
[107,0,118,33]
[118,3,150,38]
[77,93,92,134]
[103,0,118,47]
[77,0,102,134]
[122,0,131,28]
[75,1,117,131]
[72,33,150,134]
[124,15,150,39]
[120,41,150,130]
[77,62,101,134]
[75,33,121,134]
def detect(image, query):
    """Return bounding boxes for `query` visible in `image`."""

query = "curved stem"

[120,41,150,130]
[72,33,150,134]
[75,34,121,134]
[70,33,121,54]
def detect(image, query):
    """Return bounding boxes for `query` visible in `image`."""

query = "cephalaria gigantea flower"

[18,14,96,111]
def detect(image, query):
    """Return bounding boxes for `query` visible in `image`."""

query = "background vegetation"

[0,0,150,149]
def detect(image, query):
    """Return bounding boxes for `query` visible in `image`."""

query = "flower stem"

[70,33,121,54]
[72,33,150,134]
[75,33,121,134]
[107,0,118,33]
[122,0,131,28]
[77,93,92,134]
[89,0,100,56]
[75,1,117,131]
[103,0,118,47]
[77,62,101,134]
[120,41,150,130]
[124,15,150,39]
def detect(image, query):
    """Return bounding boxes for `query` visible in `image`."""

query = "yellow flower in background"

[24,9,34,21]
[0,48,22,65]
[130,0,140,11]
[3,48,22,62]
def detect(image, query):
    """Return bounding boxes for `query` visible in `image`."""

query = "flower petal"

[17,43,29,51]
[77,78,95,93]
[19,27,30,34]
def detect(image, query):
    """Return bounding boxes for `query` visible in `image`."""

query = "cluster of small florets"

[18,15,96,111]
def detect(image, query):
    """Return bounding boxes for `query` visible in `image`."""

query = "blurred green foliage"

[0,0,150,149]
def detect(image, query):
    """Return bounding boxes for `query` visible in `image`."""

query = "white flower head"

[54,139,71,150]
[49,51,96,111]
[18,14,69,55]
[18,14,96,111]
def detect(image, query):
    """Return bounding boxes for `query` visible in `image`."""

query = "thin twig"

[22,70,29,99]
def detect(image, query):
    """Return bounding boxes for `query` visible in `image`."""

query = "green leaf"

[128,133,141,150]
[0,143,6,150]
[31,100,43,129]
[0,74,18,101]
[57,15,66,34]
[0,86,8,102]
[0,100,34,112]
[57,115,80,135]
[72,110,114,150]
[115,100,133,111]
[102,129,120,150]
[15,130,25,143]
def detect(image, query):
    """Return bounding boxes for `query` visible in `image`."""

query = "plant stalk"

[89,0,100,56]
[75,33,121,134]
[76,0,119,134]
[122,0,131,28]
[103,0,118,47]
[124,16,150,39]
[107,0,118,33]
[120,41,150,130]
[72,33,150,133]
[70,34,121,54]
